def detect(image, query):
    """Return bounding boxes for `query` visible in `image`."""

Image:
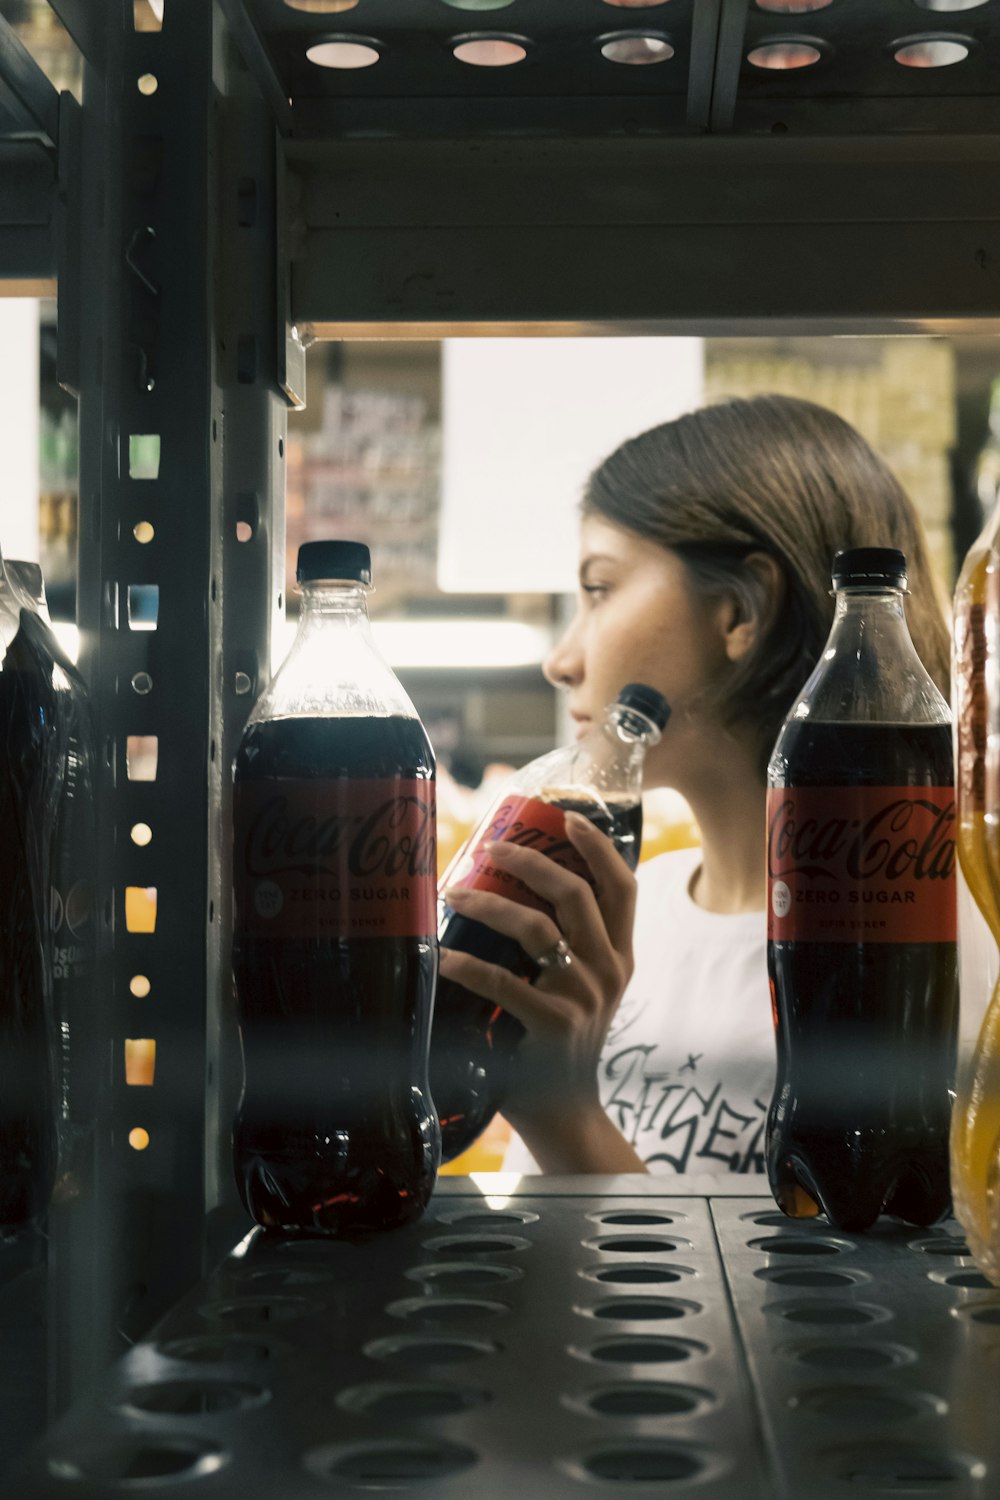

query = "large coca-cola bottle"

[0,552,66,1229]
[766,547,958,1231]
[431,683,669,1162]
[232,541,439,1234]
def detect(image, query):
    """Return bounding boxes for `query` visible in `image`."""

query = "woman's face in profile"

[544,516,731,787]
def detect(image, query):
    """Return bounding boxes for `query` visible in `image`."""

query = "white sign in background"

[439,337,704,595]
[0,300,40,564]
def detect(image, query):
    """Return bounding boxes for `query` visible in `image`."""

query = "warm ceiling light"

[913,0,988,10]
[452,38,528,66]
[600,34,675,64]
[284,1,360,12]
[756,0,832,12]
[893,36,970,66]
[306,38,381,69]
[748,40,822,68]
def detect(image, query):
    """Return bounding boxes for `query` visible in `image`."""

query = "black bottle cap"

[296,540,373,586]
[617,683,671,730]
[832,548,907,589]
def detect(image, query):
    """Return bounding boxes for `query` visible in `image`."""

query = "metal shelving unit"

[2,0,1000,1486]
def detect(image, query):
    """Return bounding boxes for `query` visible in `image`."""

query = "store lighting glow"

[274,618,551,673]
[49,619,550,674]
[470,1171,522,1210]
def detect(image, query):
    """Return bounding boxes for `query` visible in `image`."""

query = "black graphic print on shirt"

[601,1043,767,1174]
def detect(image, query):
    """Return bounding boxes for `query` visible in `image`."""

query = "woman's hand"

[438,811,645,1172]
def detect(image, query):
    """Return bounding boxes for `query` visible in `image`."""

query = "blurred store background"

[3,286,999,1170]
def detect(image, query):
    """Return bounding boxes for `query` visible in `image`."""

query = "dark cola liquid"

[232,715,439,1234]
[0,622,64,1230]
[767,720,958,1232]
[432,794,643,1162]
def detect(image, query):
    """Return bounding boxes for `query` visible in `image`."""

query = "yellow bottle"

[950,495,1000,1284]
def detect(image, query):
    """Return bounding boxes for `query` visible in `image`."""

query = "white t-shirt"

[502,846,775,1175]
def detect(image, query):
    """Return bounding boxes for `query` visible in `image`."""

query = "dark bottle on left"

[0,553,67,1229]
[8,561,99,1203]
[232,541,440,1234]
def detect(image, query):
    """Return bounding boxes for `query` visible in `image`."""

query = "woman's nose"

[543,618,582,689]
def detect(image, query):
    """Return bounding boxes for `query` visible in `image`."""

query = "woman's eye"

[581,583,609,601]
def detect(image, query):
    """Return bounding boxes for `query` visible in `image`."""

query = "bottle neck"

[298,580,371,622]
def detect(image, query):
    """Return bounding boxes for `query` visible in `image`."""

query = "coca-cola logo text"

[245,793,435,881]
[768,795,956,884]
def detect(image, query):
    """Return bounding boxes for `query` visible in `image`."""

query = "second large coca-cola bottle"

[232,541,439,1234]
[766,547,958,1231]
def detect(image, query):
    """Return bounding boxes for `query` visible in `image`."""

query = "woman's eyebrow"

[579,552,617,580]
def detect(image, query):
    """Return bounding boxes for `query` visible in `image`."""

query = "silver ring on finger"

[534,936,573,972]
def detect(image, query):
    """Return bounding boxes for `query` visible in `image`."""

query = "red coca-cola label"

[767,785,957,944]
[234,778,436,939]
[452,794,592,916]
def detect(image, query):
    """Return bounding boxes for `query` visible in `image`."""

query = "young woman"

[438,394,952,1175]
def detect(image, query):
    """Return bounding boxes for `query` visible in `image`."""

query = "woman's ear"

[722,552,785,663]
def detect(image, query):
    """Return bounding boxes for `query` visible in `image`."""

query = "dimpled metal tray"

[5,1178,999,1498]
[713,1199,999,1500]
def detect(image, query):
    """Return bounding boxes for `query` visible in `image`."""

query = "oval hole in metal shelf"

[791,1386,947,1425]
[755,1267,867,1289]
[939,1269,996,1290]
[577,1336,708,1366]
[405,1261,523,1290]
[588,1210,682,1227]
[909,1236,971,1257]
[767,1300,890,1327]
[305,1439,479,1487]
[952,1299,1000,1326]
[742,1210,805,1227]
[823,1444,986,1489]
[337,1383,493,1420]
[421,1233,530,1255]
[780,1341,916,1372]
[364,1334,500,1366]
[197,1294,321,1324]
[435,1208,539,1227]
[749,1235,847,1257]
[386,1296,509,1325]
[120,1378,269,1416]
[573,1383,712,1420]
[158,1334,280,1363]
[584,1235,690,1255]
[587,1298,700,1322]
[581,1263,695,1286]
[570,1442,706,1484]
[48,1437,226,1485]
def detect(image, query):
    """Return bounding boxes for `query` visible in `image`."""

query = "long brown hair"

[583,394,951,779]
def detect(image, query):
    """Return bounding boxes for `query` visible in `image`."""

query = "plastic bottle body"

[766,558,959,1231]
[231,560,440,1234]
[430,692,665,1162]
[951,506,1000,1282]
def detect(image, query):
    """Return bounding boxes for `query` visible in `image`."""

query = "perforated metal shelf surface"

[5,1178,999,1498]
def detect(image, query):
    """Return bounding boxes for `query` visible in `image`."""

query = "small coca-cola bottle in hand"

[766,547,958,1231]
[431,683,670,1162]
[232,541,439,1234]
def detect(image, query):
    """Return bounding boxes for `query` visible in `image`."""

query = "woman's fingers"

[477,817,637,960]
[438,948,574,1035]
[443,885,563,962]
[563,812,638,954]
